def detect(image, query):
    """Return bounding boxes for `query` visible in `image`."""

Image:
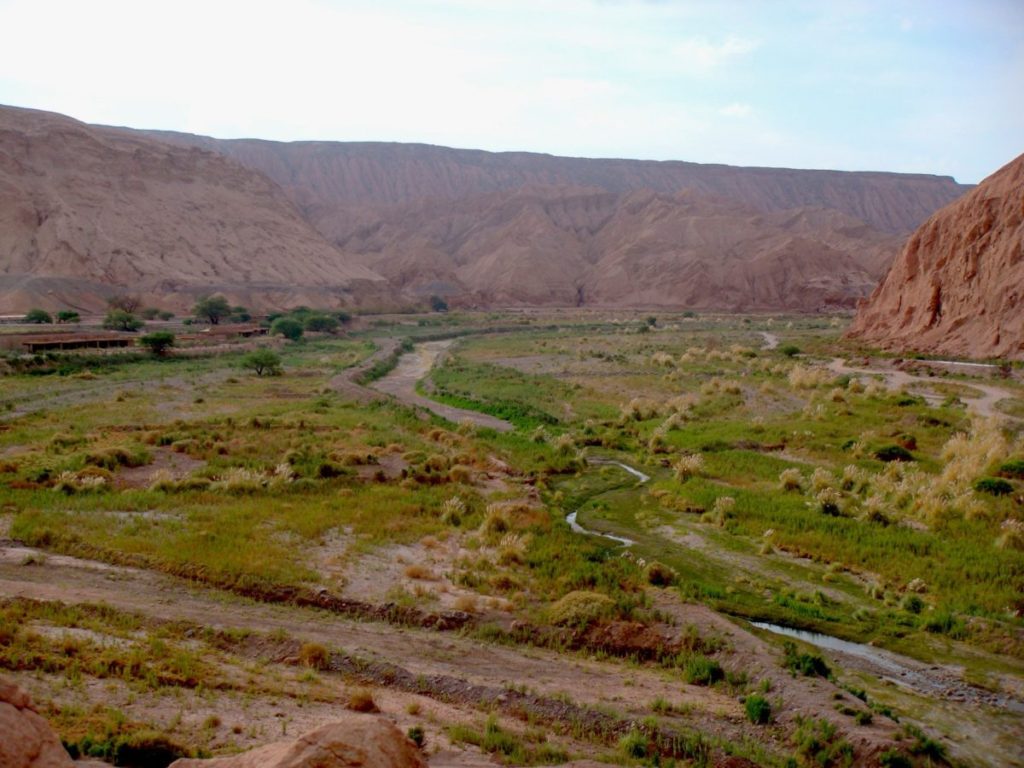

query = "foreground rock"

[169,717,426,768]
[848,152,1024,360]
[0,678,73,768]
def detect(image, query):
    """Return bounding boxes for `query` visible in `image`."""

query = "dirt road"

[369,340,513,432]
[828,358,1018,420]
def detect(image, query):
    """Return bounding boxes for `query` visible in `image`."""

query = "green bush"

[900,594,924,614]
[270,317,304,341]
[56,310,80,323]
[779,344,801,357]
[24,308,53,324]
[997,460,1024,479]
[103,310,143,332]
[974,477,1013,496]
[745,694,771,724]
[139,331,175,356]
[303,314,339,333]
[783,641,830,678]
[684,654,724,685]
[193,295,231,324]
[874,445,914,462]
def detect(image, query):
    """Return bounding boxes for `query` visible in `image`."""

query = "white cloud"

[719,102,753,118]
[669,35,758,74]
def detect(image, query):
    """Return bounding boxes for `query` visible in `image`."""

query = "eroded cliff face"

[329,186,900,311]
[140,130,970,235]
[0,106,385,313]
[847,153,1024,360]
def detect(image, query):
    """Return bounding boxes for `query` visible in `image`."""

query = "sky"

[0,0,1021,183]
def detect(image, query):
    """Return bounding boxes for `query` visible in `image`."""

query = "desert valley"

[1,16,1023,768]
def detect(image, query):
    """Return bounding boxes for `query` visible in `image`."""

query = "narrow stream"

[564,459,648,546]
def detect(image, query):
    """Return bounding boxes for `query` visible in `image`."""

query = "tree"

[270,317,304,341]
[158,311,175,321]
[243,349,282,376]
[107,294,142,313]
[192,295,231,325]
[103,310,144,332]
[139,331,175,356]
[24,308,53,324]
[56,310,80,323]
[303,314,339,333]
[429,295,448,312]
[141,308,160,320]
[230,305,251,322]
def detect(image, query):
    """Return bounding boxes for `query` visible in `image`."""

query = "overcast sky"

[1,0,1020,183]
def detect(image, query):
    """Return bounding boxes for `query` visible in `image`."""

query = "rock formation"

[847,153,1024,360]
[169,717,426,768]
[0,105,386,313]
[0,678,74,768]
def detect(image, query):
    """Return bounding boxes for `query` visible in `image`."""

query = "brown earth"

[0,105,386,314]
[847,152,1024,360]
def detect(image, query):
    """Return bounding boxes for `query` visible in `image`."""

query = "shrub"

[546,590,615,628]
[243,349,282,376]
[644,561,677,586]
[298,642,329,670]
[779,344,801,357]
[24,308,53,323]
[684,654,724,685]
[271,317,304,341]
[619,728,650,759]
[875,445,914,462]
[783,641,830,678]
[779,468,803,492]
[429,295,448,312]
[347,688,379,712]
[974,477,1013,496]
[900,594,924,614]
[103,310,143,332]
[674,453,704,481]
[879,750,912,768]
[56,310,80,323]
[406,725,425,748]
[304,314,339,333]
[113,731,190,766]
[997,519,1024,551]
[997,460,1024,479]
[745,694,771,724]
[140,331,175,356]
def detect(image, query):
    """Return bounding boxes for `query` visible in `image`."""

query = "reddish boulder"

[0,678,74,768]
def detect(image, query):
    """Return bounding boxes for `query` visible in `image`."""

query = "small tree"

[158,310,175,321]
[779,344,801,358]
[107,294,142,313]
[141,307,160,320]
[304,314,339,333]
[230,305,251,322]
[429,295,448,312]
[56,310,80,324]
[192,295,231,325]
[270,317,304,341]
[103,310,144,332]
[333,310,352,324]
[243,349,282,376]
[24,308,53,324]
[140,331,175,356]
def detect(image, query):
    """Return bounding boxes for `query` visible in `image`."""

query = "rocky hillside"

[140,131,970,235]
[0,106,386,313]
[337,186,901,310]
[847,153,1024,360]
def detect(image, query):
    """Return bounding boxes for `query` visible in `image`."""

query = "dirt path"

[828,358,1018,420]
[369,340,513,432]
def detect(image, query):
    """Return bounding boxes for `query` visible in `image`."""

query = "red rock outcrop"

[0,105,386,313]
[0,678,74,768]
[847,153,1024,360]
[168,717,426,768]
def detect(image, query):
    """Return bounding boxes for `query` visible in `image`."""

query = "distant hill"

[847,152,1024,360]
[0,104,975,314]
[138,130,970,235]
[0,105,386,313]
